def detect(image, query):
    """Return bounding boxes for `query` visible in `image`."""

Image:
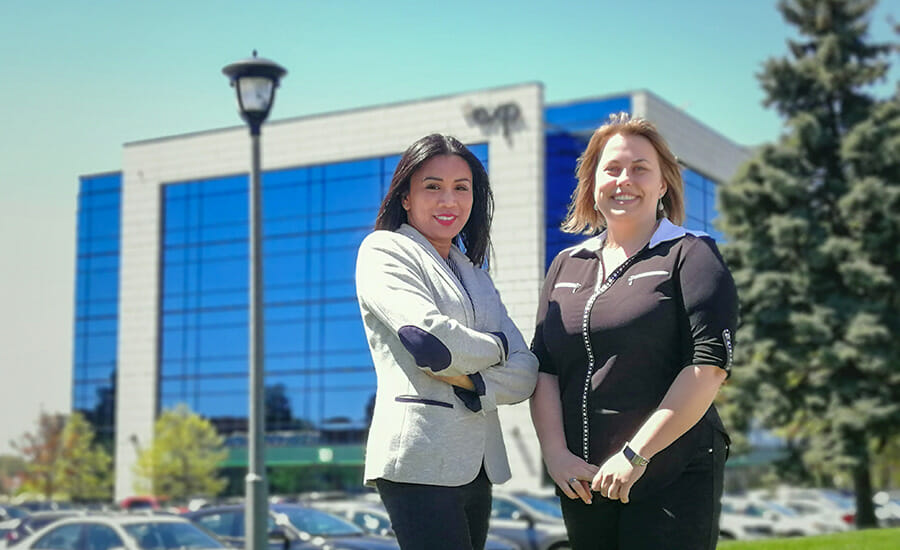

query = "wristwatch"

[622,442,650,467]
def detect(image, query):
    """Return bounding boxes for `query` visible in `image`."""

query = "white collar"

[567,218,708,257]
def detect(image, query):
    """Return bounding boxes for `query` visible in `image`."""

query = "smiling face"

[593,133,667,231]
[402,154,474,258]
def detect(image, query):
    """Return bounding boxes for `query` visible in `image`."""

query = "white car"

[718,509,774,541]
[777,498,853,533]
[721,496,825,537]
[15,514,226,550]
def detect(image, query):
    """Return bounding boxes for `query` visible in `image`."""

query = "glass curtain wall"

[72,173,122,449]
[544,97,631,266]
[682,168,723,241]
[158,145,489,458]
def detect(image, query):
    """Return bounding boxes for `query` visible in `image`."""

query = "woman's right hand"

[544,448,599,504]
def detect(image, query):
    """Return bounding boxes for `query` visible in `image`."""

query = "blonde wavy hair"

[561,113,685,234]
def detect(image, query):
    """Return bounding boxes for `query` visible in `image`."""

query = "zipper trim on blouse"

[579,250,645,461]
[626,270,669,285]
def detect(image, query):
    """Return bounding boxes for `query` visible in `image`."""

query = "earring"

[657,198,665,213]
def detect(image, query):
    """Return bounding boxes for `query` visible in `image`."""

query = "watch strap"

[622,442,650,467]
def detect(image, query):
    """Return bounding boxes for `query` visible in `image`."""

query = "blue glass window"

[159,144,488,437]
[72,173,121,444]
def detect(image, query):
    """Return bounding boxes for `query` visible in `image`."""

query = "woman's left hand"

[591,452,646,504]
[425,371,476,390]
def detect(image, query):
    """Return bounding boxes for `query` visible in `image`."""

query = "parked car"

[13,514,225,550]
[2,511,85,547]
[874,492,900,527]
[311,499,519,550]
[120,497,163,512]
[15,502,73,513]
[0,508,27,522]
[748,487,855,532]
[488,492,570,550]
[721,496,820,537]
[777,498,854,532]
[1,520,17,549]
[183,503,400,550]
[718,509,774,541]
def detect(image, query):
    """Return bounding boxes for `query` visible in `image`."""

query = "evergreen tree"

[717,0,898,527]
[56,412,113,502]
[133,404,227,501]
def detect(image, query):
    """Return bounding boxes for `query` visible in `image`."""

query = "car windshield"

[513,496,563,519]
[30,515,78,530]
[123,522,226,550]
[764,502,798,517]
[275,508,363,537]
[4,508,28,520]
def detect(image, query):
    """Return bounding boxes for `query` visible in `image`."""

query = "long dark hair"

[374,134,493,266]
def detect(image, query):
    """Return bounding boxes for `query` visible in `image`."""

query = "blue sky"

[0,0,896,453]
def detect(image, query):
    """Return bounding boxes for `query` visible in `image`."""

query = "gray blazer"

[356,224,538,486]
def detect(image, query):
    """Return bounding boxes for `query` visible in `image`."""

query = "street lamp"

[222,50,286,550]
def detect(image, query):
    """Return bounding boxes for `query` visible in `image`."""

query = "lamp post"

[222,50,286,550]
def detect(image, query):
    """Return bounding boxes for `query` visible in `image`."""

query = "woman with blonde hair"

[531,114,737,549]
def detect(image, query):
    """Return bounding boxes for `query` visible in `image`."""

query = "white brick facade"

[632,91,751,182]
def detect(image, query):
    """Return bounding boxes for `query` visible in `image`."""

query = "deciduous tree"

[11,413,66,498]
[133,404,227,500]
[56,412,113,502]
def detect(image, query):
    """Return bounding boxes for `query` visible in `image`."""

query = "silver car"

[488,492,570,550]
[15,514,226,550]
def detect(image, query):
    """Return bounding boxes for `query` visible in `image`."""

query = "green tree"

[133,404,227,500]
[11,413,67,498]
[56,412,113,502]
[717,0,898,528]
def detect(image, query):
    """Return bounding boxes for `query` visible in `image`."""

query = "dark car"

[3,511,85,547]
[15,502,73,513]
[0,508,28,522]
[310,498,518,550]
[183,504,399,550]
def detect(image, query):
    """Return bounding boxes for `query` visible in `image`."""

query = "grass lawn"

[718,528,900,549]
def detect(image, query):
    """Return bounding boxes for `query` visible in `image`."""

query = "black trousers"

[375,467,492,550]
[559,425,727,550]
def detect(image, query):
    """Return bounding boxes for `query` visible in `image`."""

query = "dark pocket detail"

[395,395,453,408]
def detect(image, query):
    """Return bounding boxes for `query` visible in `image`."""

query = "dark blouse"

[532,220,737,497]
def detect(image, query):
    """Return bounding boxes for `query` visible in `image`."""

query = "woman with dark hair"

[356,134,538,550]
[530,114,737,549]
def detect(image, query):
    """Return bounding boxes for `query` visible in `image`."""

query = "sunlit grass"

[718,528,900,549]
